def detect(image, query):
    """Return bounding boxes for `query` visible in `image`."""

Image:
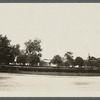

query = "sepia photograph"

[0,3,100,97]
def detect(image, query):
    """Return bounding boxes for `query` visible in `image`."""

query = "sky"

[0,3,100,59]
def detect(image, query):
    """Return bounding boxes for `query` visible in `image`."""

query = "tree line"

[0,34,100,69]
[51,52,100,69]
[0,34,42,66]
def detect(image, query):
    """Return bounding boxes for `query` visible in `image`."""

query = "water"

[0,72,100,97]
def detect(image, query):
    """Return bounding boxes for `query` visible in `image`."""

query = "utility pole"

[88,53,90,60]
[88,53,91,68]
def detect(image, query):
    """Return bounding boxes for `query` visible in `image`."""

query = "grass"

[0,65,100,76]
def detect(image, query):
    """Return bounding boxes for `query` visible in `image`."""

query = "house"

[40,59,57,66]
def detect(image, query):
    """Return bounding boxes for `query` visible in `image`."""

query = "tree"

[25,39,42,54]
[20,49,26,55]
[27,54,40,66]
[12,44,20,56]
[74,57,84,68]
[17,55,27,65]
[24,38,42,66]
[0,34,15,64]
[16,50,27,65]
[86,56,97,68]
[95,59,100,68]
[64,61,70,67]
[64,52,74,67]
[11,44,20,62]
[51,55,63,66]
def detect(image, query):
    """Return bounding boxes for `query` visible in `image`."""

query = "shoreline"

[19,71,100,76]
[1,65,100,76]
[1,71,100,76]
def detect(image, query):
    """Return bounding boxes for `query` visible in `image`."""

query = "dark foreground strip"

[1,65,100,76]
[1,65,100,73]
[0,97,99,100]
[0,0,100,2]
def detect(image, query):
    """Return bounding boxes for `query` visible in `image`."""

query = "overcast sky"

[0,3,100,59]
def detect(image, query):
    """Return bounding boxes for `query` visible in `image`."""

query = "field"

[0,72,100,97]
